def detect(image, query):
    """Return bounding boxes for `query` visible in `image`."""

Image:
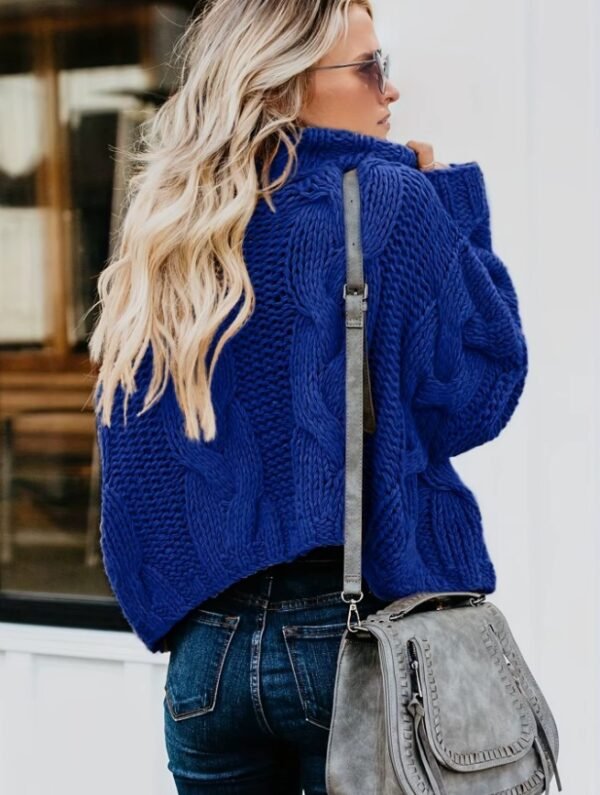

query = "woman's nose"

[385,80,400,102]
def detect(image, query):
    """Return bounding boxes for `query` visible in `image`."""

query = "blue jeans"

[162,547,389,794]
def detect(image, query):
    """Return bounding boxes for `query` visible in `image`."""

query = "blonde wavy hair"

[88,0,373,441]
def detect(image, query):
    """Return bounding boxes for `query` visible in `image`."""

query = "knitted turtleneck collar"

[263,123,419,184]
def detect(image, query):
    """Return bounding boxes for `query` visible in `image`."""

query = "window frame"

[0,2,195,639]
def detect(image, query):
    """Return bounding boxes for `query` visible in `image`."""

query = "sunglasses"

[307,48,390,94]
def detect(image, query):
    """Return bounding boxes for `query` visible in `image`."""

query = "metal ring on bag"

[340,590,366,633]
[340,589,364,603]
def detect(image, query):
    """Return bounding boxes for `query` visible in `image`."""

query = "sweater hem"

[136,556,497,654]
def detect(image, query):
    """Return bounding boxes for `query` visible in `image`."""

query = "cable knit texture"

[95,124,528,653]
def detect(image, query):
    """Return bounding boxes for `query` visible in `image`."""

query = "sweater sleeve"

[421,161,489,242]
[402,166,528,462]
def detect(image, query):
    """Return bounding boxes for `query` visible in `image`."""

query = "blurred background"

[0,2,198,792]
[0,0,597,793]
[0,0,192,605]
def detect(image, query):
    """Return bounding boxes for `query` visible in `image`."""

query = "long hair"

[88,0,373,441]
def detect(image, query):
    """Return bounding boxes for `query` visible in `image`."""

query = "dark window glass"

[0,6,189,635]
[0,32,33,75]
[54,24,140,70]
[0,16,155,635]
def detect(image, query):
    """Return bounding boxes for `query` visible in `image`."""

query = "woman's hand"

[405,139,448,170]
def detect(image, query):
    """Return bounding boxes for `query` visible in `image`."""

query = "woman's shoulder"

[356,151,449,219]
[357,153,494,263]
[271,146,466,261]
[350,152,455,261]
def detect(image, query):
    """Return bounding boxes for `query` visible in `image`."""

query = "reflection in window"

[0,7,188,611]
[0,73,49,343]
[60,65,151,342]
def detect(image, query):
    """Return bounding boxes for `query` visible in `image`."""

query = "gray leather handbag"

[325,168,563,795]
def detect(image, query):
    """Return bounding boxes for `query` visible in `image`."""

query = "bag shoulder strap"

[341,168,374,616]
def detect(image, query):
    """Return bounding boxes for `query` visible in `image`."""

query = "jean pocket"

[282,620,348,730]
[164,608,240,722]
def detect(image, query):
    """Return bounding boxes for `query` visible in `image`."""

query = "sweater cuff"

[422,161,489,240]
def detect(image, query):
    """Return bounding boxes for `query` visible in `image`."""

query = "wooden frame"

[0,5,155,372]
[0,3,194,632]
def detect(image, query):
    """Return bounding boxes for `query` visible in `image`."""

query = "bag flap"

[365,605,537,780]
[406,620,536,773]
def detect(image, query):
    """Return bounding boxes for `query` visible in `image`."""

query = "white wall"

[381,0,599,792]
[0,1,597,793]
[0,624,176,795]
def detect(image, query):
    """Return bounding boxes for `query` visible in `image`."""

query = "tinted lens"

[376,51,389,93]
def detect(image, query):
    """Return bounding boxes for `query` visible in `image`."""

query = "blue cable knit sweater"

[96,124,528,653]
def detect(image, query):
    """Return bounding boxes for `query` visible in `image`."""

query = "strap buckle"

[343,282,368,302]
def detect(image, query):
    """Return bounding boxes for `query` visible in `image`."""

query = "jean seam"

[225,590,346,611]
[249,576,277,737]
[190,608,241,627]
[283,621,347,637]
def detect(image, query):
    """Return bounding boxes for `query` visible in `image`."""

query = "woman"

[89,1,528,792]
